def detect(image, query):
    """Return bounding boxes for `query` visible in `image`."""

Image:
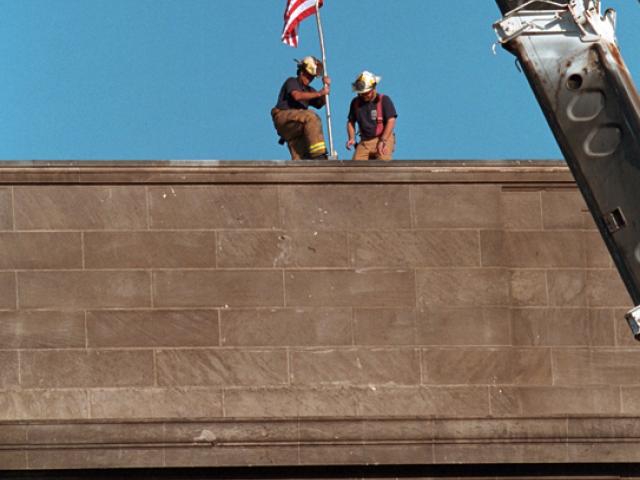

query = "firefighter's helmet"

[296,56,324,77]
[352,71,381,94]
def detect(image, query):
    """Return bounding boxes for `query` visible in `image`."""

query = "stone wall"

[0,161,637,471]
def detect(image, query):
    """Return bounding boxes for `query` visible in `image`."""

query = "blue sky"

[0,0,639,161]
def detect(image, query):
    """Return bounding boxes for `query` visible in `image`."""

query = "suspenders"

[374,94,385,137]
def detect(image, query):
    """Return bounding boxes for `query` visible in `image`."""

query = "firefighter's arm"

[377,117,397,156]
[346,121,356,150]
[291,80,330,103]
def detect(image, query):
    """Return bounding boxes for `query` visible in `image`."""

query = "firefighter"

[271,56,331,160]
[346,71,398,161]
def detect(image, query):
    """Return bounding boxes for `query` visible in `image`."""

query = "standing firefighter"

[346,71,398,161]
[272,56,331,160]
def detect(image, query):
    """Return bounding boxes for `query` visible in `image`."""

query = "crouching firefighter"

[346,71,398,161]
[272,56,331,160]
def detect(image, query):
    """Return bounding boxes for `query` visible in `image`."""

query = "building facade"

[0,161,638,477]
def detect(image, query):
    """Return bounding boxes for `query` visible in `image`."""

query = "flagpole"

[314,0,337,159]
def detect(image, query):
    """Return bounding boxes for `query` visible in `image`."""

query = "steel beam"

[494,0,640,338]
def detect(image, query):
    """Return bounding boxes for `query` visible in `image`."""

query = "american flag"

[281,0,324,48]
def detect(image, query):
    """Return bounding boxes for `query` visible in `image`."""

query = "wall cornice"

[0,160,573,185]
[1,416,639,469]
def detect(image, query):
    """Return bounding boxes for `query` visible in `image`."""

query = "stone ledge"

[0,161,573,185]
[2,416,640,469]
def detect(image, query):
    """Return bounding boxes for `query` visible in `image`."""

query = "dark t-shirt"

[275,77,324,110]
[348,94,398,140]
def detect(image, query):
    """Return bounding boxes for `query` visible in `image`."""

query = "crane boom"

[493,0,640,338]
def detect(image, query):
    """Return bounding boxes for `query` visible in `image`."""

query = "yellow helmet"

[352,71,381,94]
[296,56,324,77]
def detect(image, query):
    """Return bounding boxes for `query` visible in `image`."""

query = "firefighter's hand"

[377,139,388,156]
[346,138,356,150]
[320,76,331,95]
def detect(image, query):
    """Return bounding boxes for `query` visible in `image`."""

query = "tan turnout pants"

[353,135,396,161]
[272,108,327,160]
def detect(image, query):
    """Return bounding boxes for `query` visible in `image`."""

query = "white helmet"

[352,71,381,94]
[296,56,324,77]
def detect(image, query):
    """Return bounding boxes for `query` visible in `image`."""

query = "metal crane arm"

[494,0,640,338]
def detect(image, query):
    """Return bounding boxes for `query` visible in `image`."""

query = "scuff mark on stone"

[274,234,293,267]
[194,430,217,444]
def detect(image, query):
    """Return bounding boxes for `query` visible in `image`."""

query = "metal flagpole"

[314,0,337,159]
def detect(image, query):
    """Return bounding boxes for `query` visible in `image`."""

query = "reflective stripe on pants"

[272,108,327,160]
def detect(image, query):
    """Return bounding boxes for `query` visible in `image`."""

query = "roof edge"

[0,160,573,185]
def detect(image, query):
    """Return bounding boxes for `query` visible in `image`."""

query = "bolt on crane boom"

[493,0,640,339]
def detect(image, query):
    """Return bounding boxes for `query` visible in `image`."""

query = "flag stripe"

[282,1,318,38]
[281,0,323,47]
[285,0,322,18]
[285,0,308,17]
[282,5,316,40]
